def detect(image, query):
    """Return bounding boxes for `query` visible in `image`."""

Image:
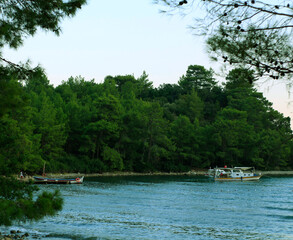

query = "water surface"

[5,175,293,239]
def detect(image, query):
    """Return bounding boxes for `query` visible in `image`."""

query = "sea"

[3,175,293,240]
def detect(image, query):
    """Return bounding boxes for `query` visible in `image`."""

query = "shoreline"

[37,170,293,178]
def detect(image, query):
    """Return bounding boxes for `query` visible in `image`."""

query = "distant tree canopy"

[1,65,292,177]
[154,0,293,80]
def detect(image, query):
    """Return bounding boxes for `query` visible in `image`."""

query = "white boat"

[206,167,261,181]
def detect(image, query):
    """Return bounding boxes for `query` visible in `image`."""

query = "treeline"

[1,65,293,174]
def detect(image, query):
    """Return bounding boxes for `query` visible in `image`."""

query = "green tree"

[136,71,155,100]
[0,114,42,175]
[30,91,67,166]
[0,66,28,117]
[257,111,292,170]
[0,177,63,226]
[0,0,86,53]
[107,72,154,100]
[178,65,216,93]
[139,102,174,171]
[170,115,200,169]
[81,93,123,170]
[155,83,182,104]
[221,68,293,168]
[213,108,257,167]
[118,98,148,171]
[0,0,86,227]
[154,0,293,79]
[207,27,293,79]
[119,98,174,172]
[174,90,204,123]
[178,65,221,123]
[224,68,270,131]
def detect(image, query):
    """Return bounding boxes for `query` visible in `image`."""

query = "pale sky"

[4,0,210,87]
[2,0,292,122]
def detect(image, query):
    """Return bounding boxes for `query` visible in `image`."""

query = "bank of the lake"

[40,170,293,178]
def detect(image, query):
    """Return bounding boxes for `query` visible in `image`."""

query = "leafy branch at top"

[0,0,87,70]
[154,0,293,80]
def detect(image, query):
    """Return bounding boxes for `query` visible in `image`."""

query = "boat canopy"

[233,167,254,171]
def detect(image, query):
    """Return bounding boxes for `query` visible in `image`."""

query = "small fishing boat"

[206,167,261,181]
[33,176,84,184]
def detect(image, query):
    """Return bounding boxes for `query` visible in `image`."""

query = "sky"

[2,0,293,122]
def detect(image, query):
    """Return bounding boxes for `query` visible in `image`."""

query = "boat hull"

[33,176,84,184]
[214,175,261,181]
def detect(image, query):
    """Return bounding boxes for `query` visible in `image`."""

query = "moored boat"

[33,176,84,184]
[206,167,261,181]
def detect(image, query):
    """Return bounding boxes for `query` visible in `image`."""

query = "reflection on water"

[3,176,293,240]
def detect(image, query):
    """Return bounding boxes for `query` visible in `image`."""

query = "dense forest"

[1,64,292,175]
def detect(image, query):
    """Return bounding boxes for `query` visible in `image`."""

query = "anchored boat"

[33,176,84,184]
[206,167,261,181]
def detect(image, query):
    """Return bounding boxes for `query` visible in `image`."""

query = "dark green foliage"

[0,176,63,226]
[179,65,216,93]
[0,0,87,227]
[1,65,292,177]
[0,0,87,50]
[0,65,29,117]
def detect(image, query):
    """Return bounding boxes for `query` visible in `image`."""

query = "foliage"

[0,0,86,227]
[0,0,87,49]
[0,177,63,226]
[0,65,28,117]
[179,65,216,92]
[154,0,293,79]
[207,26,293,79]
[0,0,87,72]
[1,65,292,177]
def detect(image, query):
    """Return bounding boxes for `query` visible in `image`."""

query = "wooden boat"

[206,167,261,181]
[33,176,84,184]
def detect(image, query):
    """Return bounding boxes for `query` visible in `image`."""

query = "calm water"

[5,175,293,239]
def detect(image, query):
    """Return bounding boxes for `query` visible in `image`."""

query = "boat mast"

[42,162,46,176]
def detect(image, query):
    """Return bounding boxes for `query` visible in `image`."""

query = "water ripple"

[10,176,293,240]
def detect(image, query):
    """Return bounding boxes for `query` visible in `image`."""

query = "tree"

[213,108,257,167]
[225,68,255,89]
[155,83,183,104]
[0,112,43,175]
[81,93,123,170]
[221,68,293,168]
[107,72,154,100]
[178,65,216,93]
[0,0,87,66]
[30,91,67,166]
[139,102,174,171]
[0,0,87,227]
[0,65,28,117]
[174,90,204,123]
[0,177,63,226]
[178,65,221,123]
[207,26,293,79]
[154,0,293,79]
[170,115,201,169]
